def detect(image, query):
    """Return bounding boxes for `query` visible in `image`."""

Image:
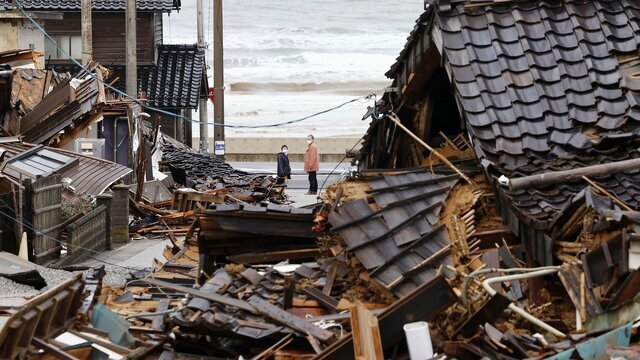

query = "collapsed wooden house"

[346,0,640,356]
[363,0,640,292]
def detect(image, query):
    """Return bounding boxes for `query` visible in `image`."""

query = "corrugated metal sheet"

[0,141,131,197]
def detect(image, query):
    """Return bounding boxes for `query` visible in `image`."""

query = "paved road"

[230,161,352,190]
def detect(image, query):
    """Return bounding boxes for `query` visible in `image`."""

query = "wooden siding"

[65,204,107,262]
[45,13,155,64]
[25,175,63,264]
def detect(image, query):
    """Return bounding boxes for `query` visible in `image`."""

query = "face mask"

[283,149,288,154]
[307,139,312,144]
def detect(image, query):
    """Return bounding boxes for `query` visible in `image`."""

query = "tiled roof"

[144,44,207,109]
[50,44,207,109]
[328,170,458,298]
[1,0,179,12]
[111,44,206,109]
[427,0,640,228]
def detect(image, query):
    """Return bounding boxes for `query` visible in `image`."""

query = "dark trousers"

[308,171,318,192]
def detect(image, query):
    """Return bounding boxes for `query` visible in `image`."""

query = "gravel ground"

[0,261,143,299]
[0,238,174,297]
[99,264,139,286]
[35,265,86,288]
[0,276,40,298]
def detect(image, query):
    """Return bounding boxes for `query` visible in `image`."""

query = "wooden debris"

[350,301,384,360]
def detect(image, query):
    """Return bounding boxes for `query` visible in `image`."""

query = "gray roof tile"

[428,0,640,227]
[2,0,178,12]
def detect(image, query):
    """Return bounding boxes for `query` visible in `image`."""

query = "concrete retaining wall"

[192,137,362,162]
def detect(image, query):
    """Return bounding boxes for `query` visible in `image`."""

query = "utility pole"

[125,0,137,97]
[81,0,92,65]
[213,0,225,159]
[197,0,209,152]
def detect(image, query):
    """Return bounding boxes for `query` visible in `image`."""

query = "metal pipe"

[125,307,180,320]
[461,267,560,308]
[481,268,566,337]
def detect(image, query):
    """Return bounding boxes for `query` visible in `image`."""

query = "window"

[45,35,82,60]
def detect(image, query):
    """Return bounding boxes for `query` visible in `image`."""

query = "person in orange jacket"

[304,134,319,195]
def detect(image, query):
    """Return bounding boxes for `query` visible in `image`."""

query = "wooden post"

[582,176,633,211]
[197,0,209,152]
[389,113,474,186]
[81,0,92,65]
[125,0,137,96]
[213,0,225,159]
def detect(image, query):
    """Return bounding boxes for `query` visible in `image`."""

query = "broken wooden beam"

[316,275,457,359]
[248,296,335,342]
[31,338,80,360]
[350,301,383,360]
[303,287,340,311]
[507,158,640,191]
[227,248,321,264]
[472,227,517,249]
[139,277,257,314]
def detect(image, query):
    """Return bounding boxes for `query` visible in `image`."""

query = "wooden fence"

[25,175,63,264]
[65,204,107,262]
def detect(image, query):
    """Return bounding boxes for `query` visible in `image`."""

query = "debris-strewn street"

[0,0,640,359]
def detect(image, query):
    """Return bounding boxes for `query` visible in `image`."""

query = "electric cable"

[0,198,147,271]
[316,135,364,196]
[14,0,376,130]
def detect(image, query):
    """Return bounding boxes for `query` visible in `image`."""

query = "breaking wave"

[229,81,389,93]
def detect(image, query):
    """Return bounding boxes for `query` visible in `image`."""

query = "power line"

[0,198,146,271]
[317,136,364,195]
[14,0,375,129]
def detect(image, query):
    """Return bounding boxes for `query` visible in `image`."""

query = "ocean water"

[163,0,424,138]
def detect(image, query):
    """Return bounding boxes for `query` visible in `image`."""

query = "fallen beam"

[507,158,640,191]
[31,338,79,360]
[139,277,257,314]
[316,275,457,359]
[248,296,335,343]
[228,248,321,264]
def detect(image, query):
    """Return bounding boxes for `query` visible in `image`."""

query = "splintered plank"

[140,278,257,314]
[350,301,384,360]
[316,275,457,359]
[228,248,321,265]
[248,296,334,343]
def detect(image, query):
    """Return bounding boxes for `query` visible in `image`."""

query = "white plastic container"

[403,321,433,360]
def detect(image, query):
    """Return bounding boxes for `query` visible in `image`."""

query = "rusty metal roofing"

[1,0,179,12]
[0,141,131,197]
[328,171,458,298]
